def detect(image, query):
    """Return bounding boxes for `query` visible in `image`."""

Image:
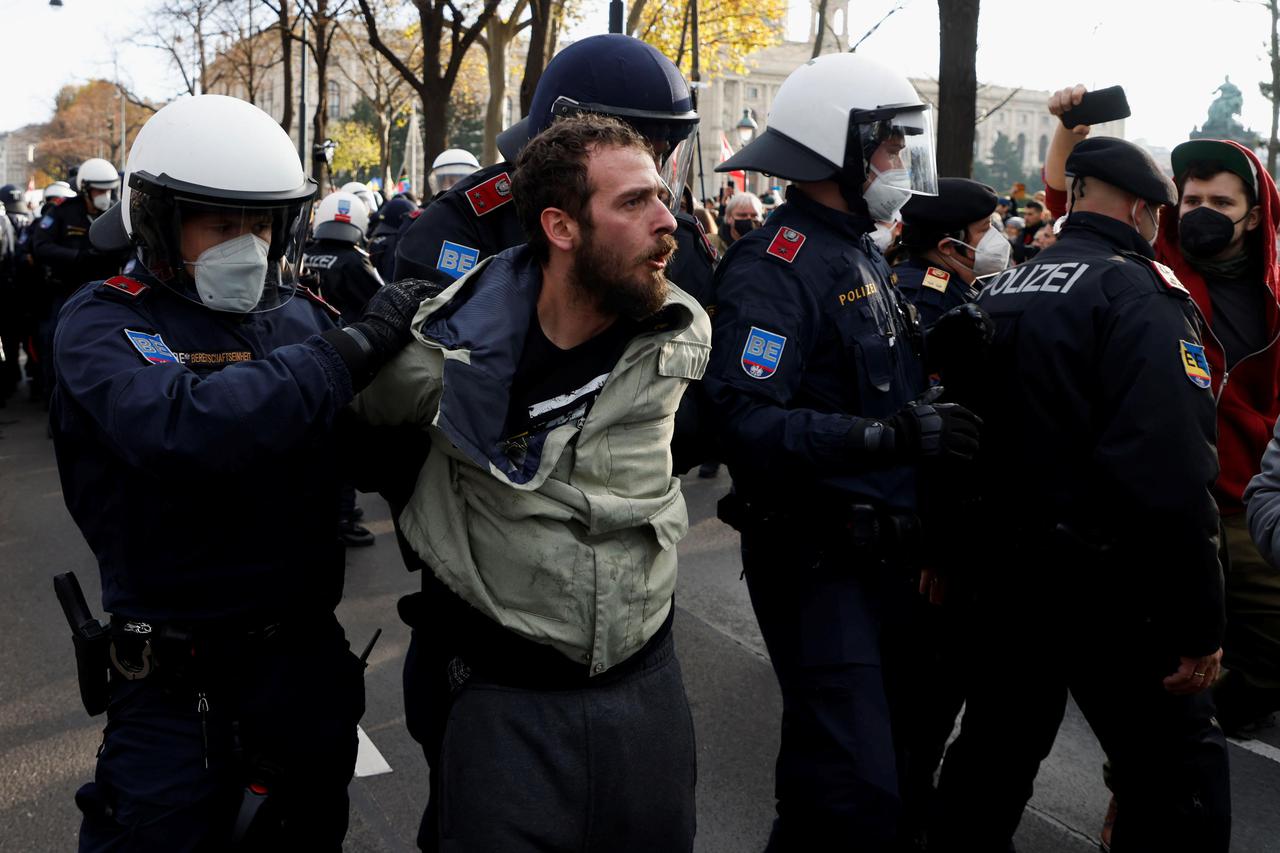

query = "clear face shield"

[550,96,700,213]
[134,191,313,314]
[429,166,478,196]
[854,106,939,197]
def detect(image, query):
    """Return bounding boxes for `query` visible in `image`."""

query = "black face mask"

[731,218,758,239]
[1179,206,1246,258]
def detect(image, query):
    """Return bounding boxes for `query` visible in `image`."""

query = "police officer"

[1,184,33,400]
[426,147,480,196]
[339,180,379,231]
[931,137,1230,852]
[703,53,986,852]
[304,190,385,323]
[893,177,1007,326]
[52,94,429,850]
[31,158,131,402]
[303,190,386,547]
[393,33,716,308]
[367,195,417,282]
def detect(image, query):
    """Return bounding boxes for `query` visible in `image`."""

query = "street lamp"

[735,108,758,148]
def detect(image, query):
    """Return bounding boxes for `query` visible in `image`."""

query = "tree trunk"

[520,0,554,116]
[312,45,329,191]
[484,20,509,165]
[936,0,980,178]
[274,1,294,133]
[1270,0,1279,177]
[421,89,449,173]
[811,0,829,58]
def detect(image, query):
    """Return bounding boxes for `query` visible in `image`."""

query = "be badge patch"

[1180,339,1211,389]
[741,326,786,379]
[437,241,480,279]
[124,329,179,365]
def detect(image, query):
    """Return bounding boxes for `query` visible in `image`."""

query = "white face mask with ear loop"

[946,225,1013,279]
[90,190,112,212]
[863,165,913,222]
[1130,199,1159,245]
[186,232,270,313]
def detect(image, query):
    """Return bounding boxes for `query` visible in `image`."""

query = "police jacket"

[893,256,976,327]
[703,187,926,513]
[393,161,717,306]
[303,237,384,323]
[974,212,1223,655]
[50,272,357,624]
[354,245,710,674]
[368,221,402,284]
[31,198,128,298]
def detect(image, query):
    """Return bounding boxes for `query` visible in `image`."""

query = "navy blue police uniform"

[368,197,417,283]
[52,272,366,851]
[31,197,130,399]
[892,258,975,328]
[703,186,927,851]
[303,237,384,323]
[932,210,1231,851]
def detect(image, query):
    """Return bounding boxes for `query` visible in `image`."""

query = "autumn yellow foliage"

[631,0,788,80]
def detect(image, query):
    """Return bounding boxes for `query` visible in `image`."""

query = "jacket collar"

[417,244,697,486]
[1060,211,1156,259]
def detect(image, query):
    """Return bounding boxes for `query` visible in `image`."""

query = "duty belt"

[107,615,286,681]
[717,491,922,554]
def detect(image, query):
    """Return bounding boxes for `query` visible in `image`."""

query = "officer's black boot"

[338,518,375,547]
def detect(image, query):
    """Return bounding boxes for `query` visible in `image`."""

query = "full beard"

[570,229,677,320]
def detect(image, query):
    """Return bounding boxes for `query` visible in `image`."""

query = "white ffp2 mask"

[863,167,913,222]
[187,233,270,313]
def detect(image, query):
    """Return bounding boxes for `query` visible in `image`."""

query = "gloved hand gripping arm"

[844,387,982,464]
[321,278,440,390]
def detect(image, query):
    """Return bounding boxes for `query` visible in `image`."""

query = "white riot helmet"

[429,148,480,195]
[339,181,377,217]
[78,157,121,213]
[313,190,368,243]
[43,181,77,203]
[717,53,938,215]
[90,94,317,314]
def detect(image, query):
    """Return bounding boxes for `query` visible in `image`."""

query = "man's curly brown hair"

[512,114,653,263]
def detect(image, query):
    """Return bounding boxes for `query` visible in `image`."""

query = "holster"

[53,572,111,717]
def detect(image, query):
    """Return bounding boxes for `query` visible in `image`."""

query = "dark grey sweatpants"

[435,632,697,852]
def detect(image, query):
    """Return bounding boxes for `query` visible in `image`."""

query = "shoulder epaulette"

[296,283,341,318]
[1150,260,1189,294]
[99,276,149,299]
[465,171,514,217]
[923,266,951,293]
[765,227,806,263]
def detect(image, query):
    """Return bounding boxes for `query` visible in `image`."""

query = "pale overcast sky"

[1,0,1275,152]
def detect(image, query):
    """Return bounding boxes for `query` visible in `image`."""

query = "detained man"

[353,113,710,852]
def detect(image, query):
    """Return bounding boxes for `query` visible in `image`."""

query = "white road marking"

[1228,735,1280,765]
[354,725,392,777]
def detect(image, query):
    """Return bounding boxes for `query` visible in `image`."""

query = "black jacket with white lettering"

[302,238,384,324]
[972,212,1223,655]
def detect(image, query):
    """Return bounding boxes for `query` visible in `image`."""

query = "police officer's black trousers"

[76,614,365,852]
[741,527,906,853]
[932,559,1231,853]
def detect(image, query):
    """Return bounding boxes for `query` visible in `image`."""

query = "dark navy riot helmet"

[497,34,699,211]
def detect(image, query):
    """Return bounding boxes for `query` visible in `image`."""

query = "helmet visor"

[550,95,700,212]
[429,165,478,196]
[134,192,313,313]
[854,106,938,196]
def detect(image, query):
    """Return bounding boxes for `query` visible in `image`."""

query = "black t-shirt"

[1207,271,1269,369]
[503,311,637,449]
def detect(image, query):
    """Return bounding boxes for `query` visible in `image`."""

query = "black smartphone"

[1059,86,1131,129]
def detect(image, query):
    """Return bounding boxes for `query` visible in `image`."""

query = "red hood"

[1155,140,1280,311]
[1154,140,1280,511]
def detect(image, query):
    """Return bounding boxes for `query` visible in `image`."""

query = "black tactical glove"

[846,392,983,463]
[924,302,995,373]
[322,278,441,388]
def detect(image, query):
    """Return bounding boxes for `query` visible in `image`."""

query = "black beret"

[901,178,999,234]
[1065,137,1177,206]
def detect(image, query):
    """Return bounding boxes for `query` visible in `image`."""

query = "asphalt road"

[3,389,1279,852]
